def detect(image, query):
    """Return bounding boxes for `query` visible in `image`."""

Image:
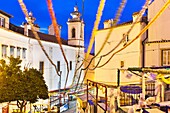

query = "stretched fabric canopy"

[120,85,142,94]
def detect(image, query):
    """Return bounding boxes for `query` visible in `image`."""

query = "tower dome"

[68,5,81,22]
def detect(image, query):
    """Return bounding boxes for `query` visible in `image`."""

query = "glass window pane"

[10,46,15,57]
[22,48,27,59]
[162,49,170,66]
[39,61,44,74]
[0,17,5,27]
[163,50,167,65]
[17,47,21,58]
[168,50,170,64]
[2,45,7,58]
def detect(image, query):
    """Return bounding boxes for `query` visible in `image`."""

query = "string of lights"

[71,51,83,88]
[163,0,170,9]
[73,49,161,71]
[16,0,170,95]
[75,0,106,71]
[97,0,170,68]
[86,0,128,71]
[78,69,88,91]
[75,0,170,92]
[93,0,127,57]
[71,0,85,88]
[72,0,107,92]
[74,0,127,92]
[73,55,96,91]
[47,0,70,89]
[18,0,60,76]
[88,0,150,71]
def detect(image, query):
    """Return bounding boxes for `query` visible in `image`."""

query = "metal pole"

[96,83,98,113]
[59,71,62,112]
[142,73,145,99]
[105,86,107,112]
[87,79,88,106]
[117,69,120,87]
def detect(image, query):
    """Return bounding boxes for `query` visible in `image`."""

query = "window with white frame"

[0,16,5,27]
[2,45,7,58]
[22,48,27,59]
[17,47,21,58]
[162,49,170,66]
[10,46,15,57]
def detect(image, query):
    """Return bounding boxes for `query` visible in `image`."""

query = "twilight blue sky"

[0,0,145,52]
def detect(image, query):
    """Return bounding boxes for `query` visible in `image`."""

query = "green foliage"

[23,68,49,103]
[0,57,49,111]
[0,57,22,102]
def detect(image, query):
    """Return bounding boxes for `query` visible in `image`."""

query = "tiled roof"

[9,23,24,34]
[99,20,133,31]
[102,16,147,30]
[28,30,68,45]
[133,11,140,15]
[116,20,133,27]
[9,23,68,45]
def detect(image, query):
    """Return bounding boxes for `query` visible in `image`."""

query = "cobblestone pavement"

[62,100,76,113]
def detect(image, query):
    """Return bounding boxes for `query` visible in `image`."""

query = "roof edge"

[0,10,13,18]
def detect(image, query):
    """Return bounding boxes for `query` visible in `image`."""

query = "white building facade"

[145,0,170,67]
[0,6,85,92]
[145,0,170,101]
[95,13,147,85]
[94,0,170,105]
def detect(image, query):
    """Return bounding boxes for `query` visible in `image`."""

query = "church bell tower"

[67,5,84,47]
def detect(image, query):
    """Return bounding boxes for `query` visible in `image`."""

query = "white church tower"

[67,5,84,47]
